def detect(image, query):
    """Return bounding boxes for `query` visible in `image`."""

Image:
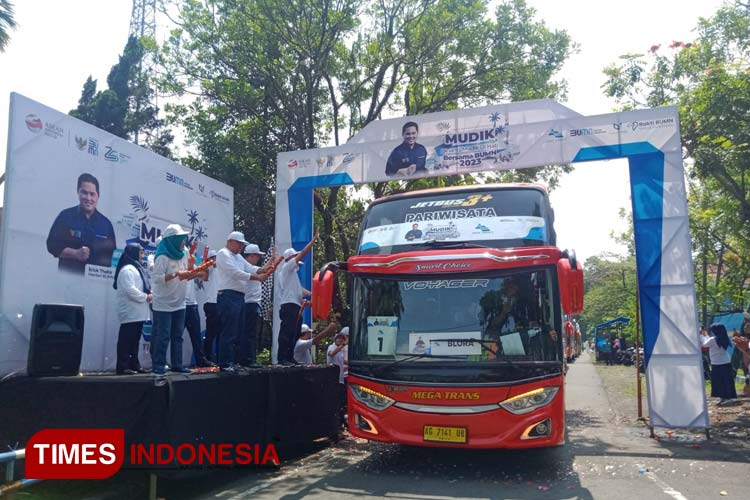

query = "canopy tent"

[594,317,631,358]
[274,99,708,429]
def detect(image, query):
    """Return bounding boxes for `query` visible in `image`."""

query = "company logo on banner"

[25,114,43,133]
[24,113,64,139]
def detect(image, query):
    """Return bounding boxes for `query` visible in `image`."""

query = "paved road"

[180,352,749,500]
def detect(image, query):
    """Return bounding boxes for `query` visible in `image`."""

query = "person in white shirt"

[184,251,214,368]
[277,229,319,365]
[241,244,281,367]
[198,250,220,362]
[113,242,152,375]
[151,224,193,376]
[294,322,338,365]
[701,323,737,405]
[216,231,270,373]
[327,327,349,427]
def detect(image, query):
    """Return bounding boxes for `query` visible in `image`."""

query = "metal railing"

[0,449,41,499]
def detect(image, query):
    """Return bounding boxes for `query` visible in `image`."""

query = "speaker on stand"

[27,304,84,377]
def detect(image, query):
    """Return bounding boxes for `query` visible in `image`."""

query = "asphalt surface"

[174,352,749,500]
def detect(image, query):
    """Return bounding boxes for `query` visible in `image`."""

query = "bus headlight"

[350,384,395,411]
[499,387,559,415]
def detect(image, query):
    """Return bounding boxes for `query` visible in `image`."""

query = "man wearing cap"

[216,231,271,373]
[327,327,349,427]
[277,229,319,365]
[294,322,339,365]
[241,244,282,367]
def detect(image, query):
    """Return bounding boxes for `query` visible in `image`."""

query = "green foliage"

[70,35,173,156]
[158,0,574,263]
[0,0,16,53]
[581,253,638,341]
[601,1,750,321]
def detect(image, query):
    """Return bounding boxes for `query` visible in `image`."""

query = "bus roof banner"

[0,93,234,375]
[275,99,708,429]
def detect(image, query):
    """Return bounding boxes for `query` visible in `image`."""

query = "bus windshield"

[350,269,561,364]
[358,187,555,255]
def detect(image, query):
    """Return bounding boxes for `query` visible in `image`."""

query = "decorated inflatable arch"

[274,99,708,429]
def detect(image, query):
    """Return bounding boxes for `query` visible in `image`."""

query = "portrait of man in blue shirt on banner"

[46,173,117,274]
[385,121,428,177]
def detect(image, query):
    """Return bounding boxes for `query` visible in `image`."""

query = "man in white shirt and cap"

[276,229,319,365]
[241,243,282,367]
[294,322,338,365]
[216,231,270,373]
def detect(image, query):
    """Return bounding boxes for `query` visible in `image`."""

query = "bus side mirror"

[312,268,335,320]
[558,251,584,315]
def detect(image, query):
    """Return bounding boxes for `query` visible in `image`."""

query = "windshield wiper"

[372,352,466,374]
[420,240,493,249]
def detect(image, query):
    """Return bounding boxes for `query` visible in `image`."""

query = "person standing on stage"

[216,231,271,373]
[241,244,281,367]
[113,242,152,375]
[277,229,319,365]
[184,257,215,368]
[199,250,220,362]
[150,224,192,376]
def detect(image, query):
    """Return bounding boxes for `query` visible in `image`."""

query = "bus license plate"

[423,425,467,444]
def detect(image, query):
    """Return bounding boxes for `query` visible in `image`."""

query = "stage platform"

[0,365,340,468]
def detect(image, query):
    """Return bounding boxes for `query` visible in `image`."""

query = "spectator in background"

[327,327,349,427]
[294,322,338,365]
[600,338,612,366]
[733,328,750,397]
[701,323,736,405]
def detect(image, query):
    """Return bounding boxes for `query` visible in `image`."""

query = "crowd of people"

[112,225,348,385]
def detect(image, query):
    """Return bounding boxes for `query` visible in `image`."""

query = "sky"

[0,0,727,261]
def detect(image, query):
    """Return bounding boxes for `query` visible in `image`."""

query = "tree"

[159,0,575,317]
[0,0,16,53]
[71,35,173,157]
[161,0,573,238]
[581,253,638,342]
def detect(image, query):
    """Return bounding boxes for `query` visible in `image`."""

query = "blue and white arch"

[275,101,707,429]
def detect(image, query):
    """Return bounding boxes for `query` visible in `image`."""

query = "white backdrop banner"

[0,93,234,375]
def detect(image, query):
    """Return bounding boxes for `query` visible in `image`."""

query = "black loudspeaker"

[27,304,85,377]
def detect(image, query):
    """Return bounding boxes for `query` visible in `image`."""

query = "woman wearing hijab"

[701,323,737,405]
[151,224,192,375]
[113,242,152,375]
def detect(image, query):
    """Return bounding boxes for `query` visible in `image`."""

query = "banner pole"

[635,276,644,421]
